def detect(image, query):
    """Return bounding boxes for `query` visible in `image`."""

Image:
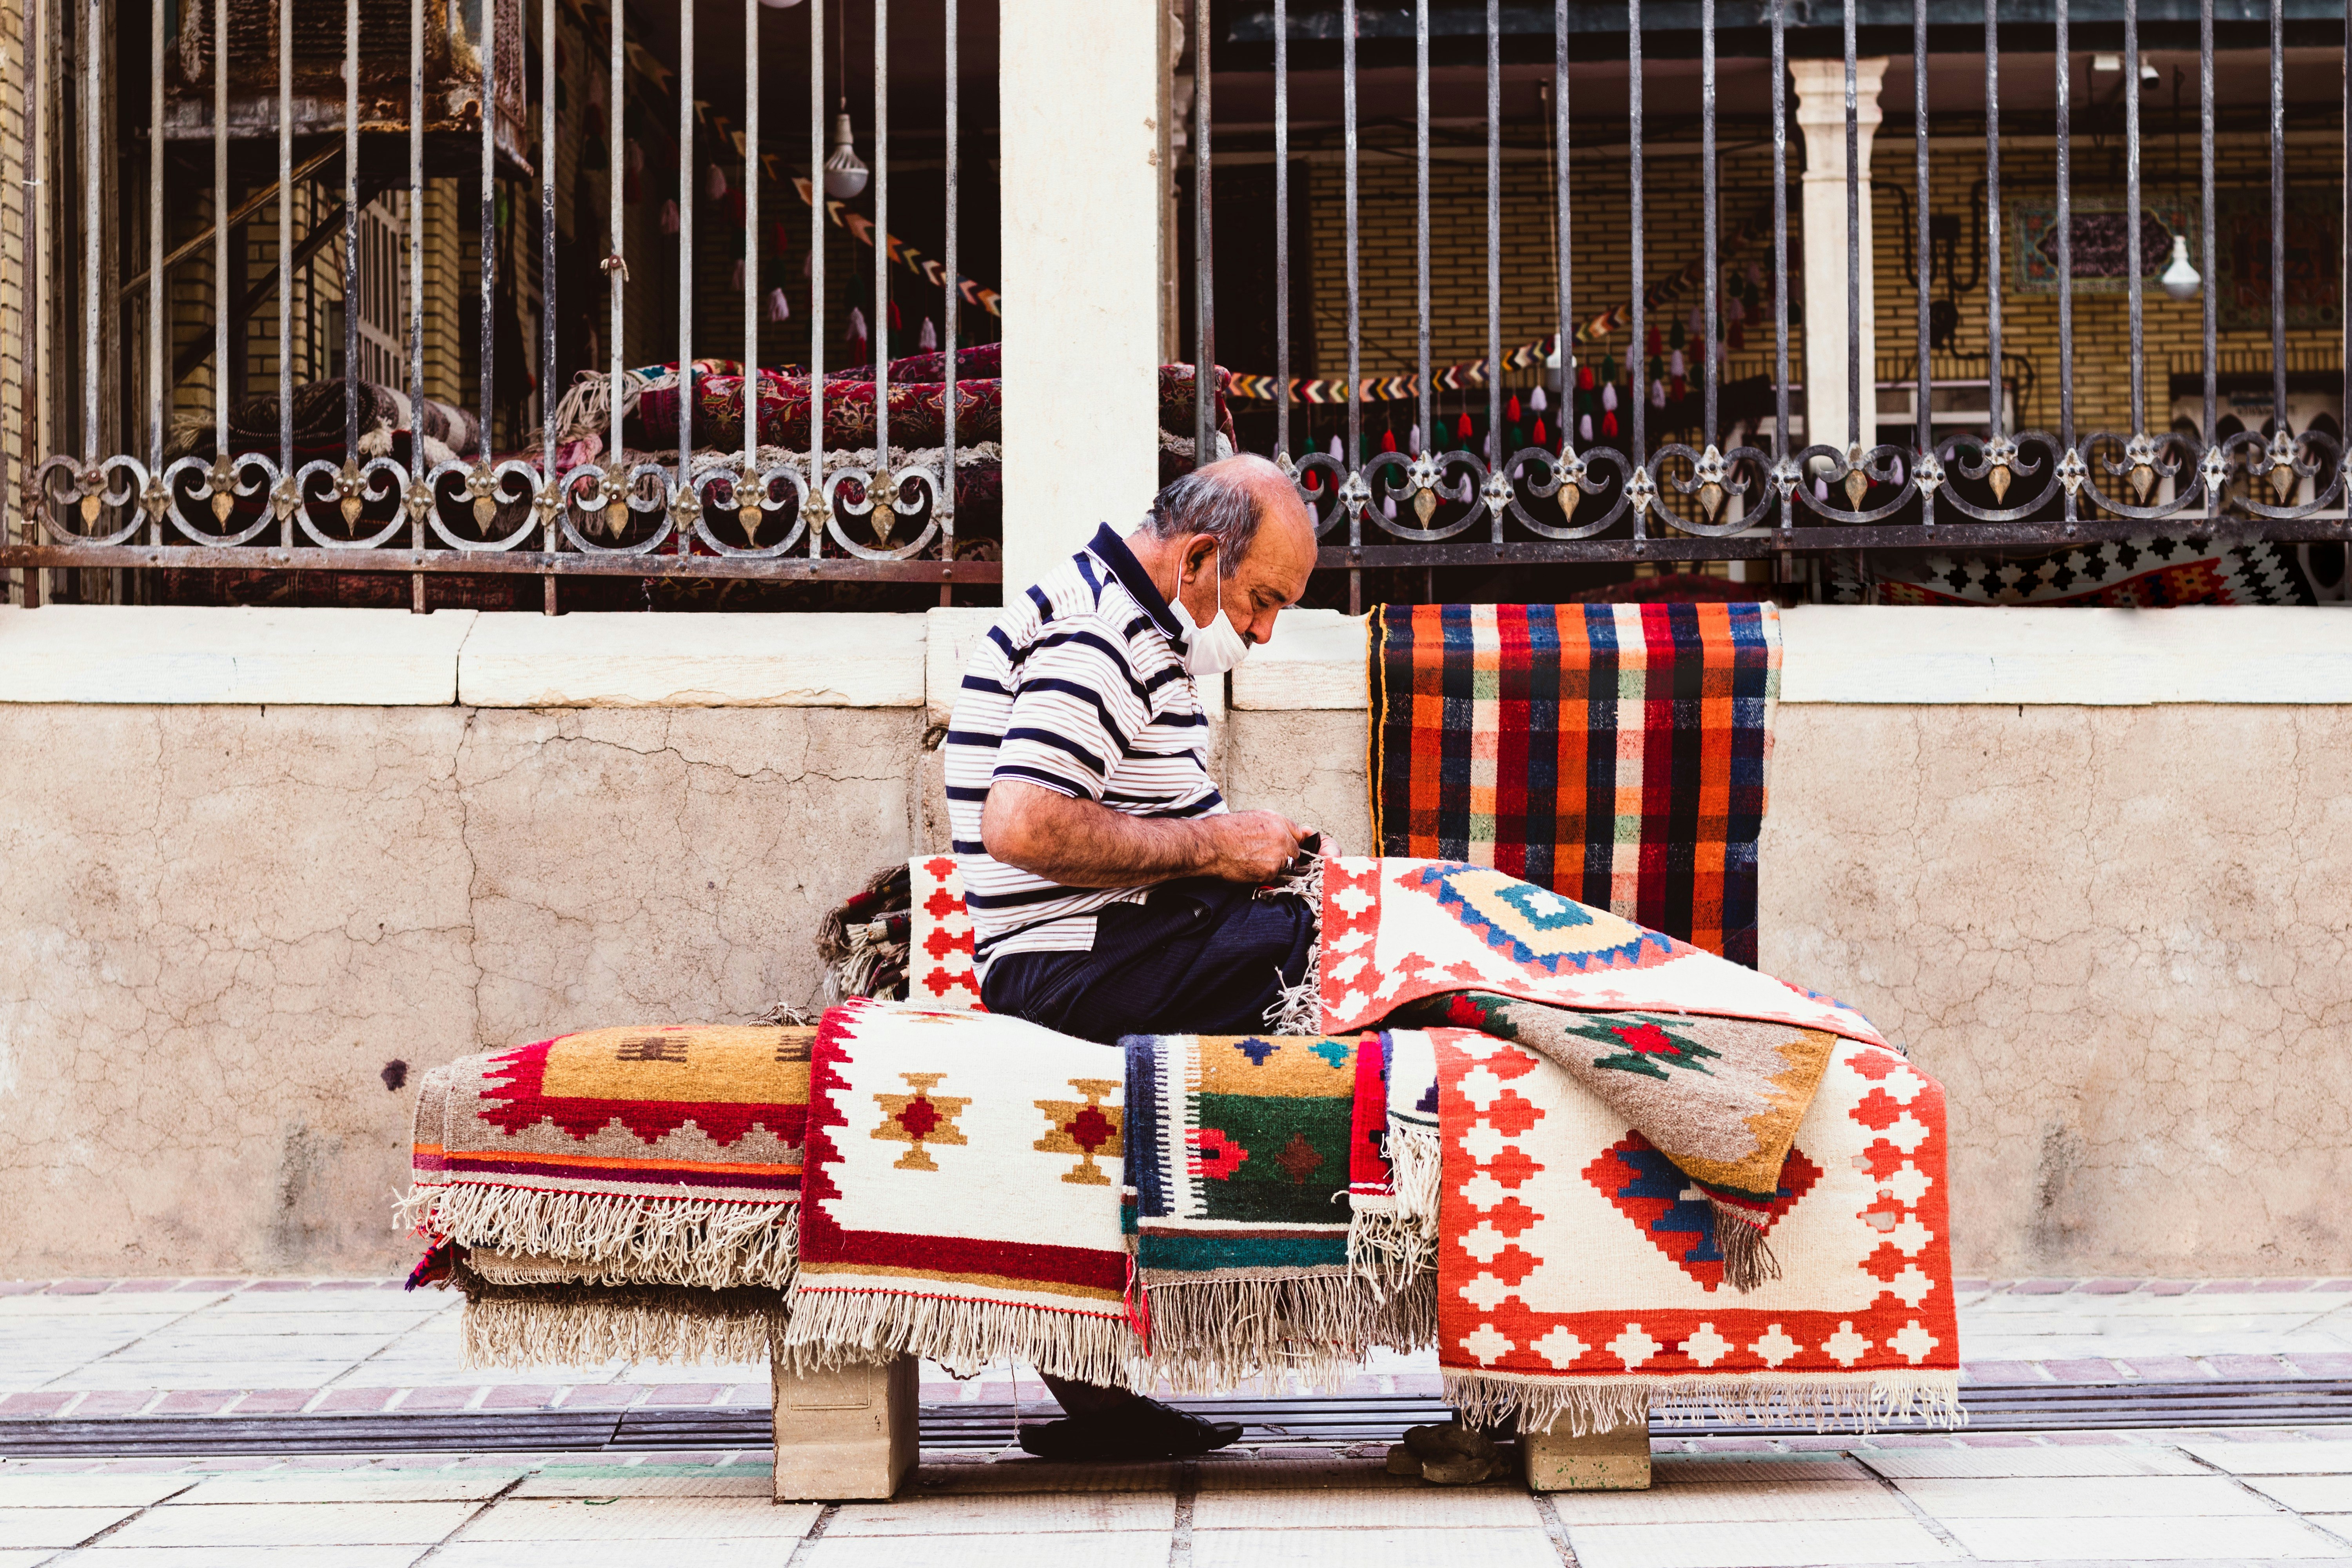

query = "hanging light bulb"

[824,110,869,199]
[757,0,805,8]
[2160,232,2202,301]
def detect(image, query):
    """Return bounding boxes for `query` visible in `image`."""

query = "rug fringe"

[1711,1198,1784,1295]
[776,1285,1147,1389]
[460,1280,783,1368]
[1260,839,1328,1034]
[401,1185,799,1292]
[1140,1270,1436,1393]
[1441,1369,1965,1437]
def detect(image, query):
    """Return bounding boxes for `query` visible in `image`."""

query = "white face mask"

[1171,549,1252,677]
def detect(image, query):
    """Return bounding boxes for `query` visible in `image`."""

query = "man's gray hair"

[1141,462,1269,577]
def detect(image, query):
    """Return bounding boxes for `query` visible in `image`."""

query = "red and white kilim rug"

[1430,1026,1960,1435]
[779,997,1140,1384]
[907,855,984,1010]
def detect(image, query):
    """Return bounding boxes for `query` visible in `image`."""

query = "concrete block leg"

[771,1352,919,1501]
[1521,1410,1651,1492]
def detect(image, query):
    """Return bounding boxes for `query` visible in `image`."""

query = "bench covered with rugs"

[401,851,1961,1500]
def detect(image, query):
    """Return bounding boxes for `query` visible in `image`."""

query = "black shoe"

[1016,1396,1245,1462]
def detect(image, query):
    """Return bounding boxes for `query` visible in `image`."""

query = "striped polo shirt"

[945,523,1223,972]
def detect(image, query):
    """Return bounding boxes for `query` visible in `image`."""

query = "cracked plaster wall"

[3,700,2344,1276]
[0,704,924,1276]
[1223,703,2352,1278]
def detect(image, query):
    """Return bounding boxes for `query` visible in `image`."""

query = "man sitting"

[943,454,1319,1460]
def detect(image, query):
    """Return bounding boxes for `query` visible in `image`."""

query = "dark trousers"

[982,877,1315,1415]
[980,877,1316,1045]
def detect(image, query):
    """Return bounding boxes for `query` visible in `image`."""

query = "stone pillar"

[1788,58,1887,454]
[999,0,1165,594]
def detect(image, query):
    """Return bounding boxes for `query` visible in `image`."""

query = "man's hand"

[1199,810,1312,883]
[982,781,1308,889]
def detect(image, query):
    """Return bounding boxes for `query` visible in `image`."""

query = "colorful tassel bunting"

[1601,409,1619,439]
[659,199,680,234]
[1580,413,1594,443]
[1379,428,1397,453]
[918,317,939,354]
[1645,325,1662,356]
[706,164,728,199]
[1530,416,1548,448]
[1670,375,1687,402]
[1530,386,1548,413]
[1650,378,1667,408]
[1601,352,1620,383]
[1408,424,1422,455]
[1506,394,1522,423]
[627,140,645,177]
[1601,382,1618,413]
[1455,411,1473,441]
[1576,365,1595,391]
[1669,349,1686,379]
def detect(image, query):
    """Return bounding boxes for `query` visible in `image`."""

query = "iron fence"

[3,0,994,610]
[1190,0,2352,607]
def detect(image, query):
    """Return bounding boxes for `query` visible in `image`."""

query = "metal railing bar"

[606,0,624,479]
[804,0,822,551]
[1273,0,1289,461]
[1344,0,1361,609]
[1700,0,1717,446]
[1553,0,1568,465]
[1913,0,1930,470]
[2267,0,2285,429]
[942,0,957,581]
[1771,0,1787,474]
[1982,0,2002,443]
[539,0,556,608]
[2125,0,2145,438]
[149,0,164,477]
[2056,0,2073,454]
[749,0,764,493]
[280,0,294,494]
[212,0,227,457]
[2343,0,2348,463]
[1628,0,1644,495]
[2199,0,2215,454]
[478,0,495,462]
[678,0,695,501]
[348,0,363,462]
[412,0,428,611]
[1195,0,1214,462]
[1842,0,1858,454]
[1415,0,1428,456]
[1484,0,1499,535]
[13,0,33,603]
[0,541,1004,581]
[874,0,891,475]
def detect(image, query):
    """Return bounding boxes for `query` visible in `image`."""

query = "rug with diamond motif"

[1122,1031,1430,1387]
[1314,855,1884,1288]
[405,1024,810,1299]
[1428,1024,1959,1436]
[779,996,1143,1386]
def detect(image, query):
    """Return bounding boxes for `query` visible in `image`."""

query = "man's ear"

[1183,534,1220,581]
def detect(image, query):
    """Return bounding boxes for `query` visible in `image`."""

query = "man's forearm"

[980,784,1216,888]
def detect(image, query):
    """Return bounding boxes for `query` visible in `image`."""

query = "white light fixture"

[2092,53,2121,72]
[824,110,869,198]
[2160,232,2203,301]
[757,0,804,9]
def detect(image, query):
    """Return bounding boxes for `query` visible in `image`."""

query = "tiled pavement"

[2,1276,2349,1418]
[0,1276,2348,1564]
[0,1432,2348,1565]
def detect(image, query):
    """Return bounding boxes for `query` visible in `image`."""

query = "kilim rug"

[780,997,1142,1385]
[1825,537,2315,606]
[907,853,985,1010]
[1369,601,1780,966]
[1123,1032,1430,1387]
[1316,855,1884,1289]
[1430,1025,1960,1435]
[406,1024,809,1299]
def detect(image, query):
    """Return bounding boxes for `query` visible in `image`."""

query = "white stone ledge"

[458,612,924,708]
[0,606,477,705]
[11,602,2348,710]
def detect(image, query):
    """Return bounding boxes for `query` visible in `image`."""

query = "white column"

[999,0,1165,593]
[1788,58,1886,454]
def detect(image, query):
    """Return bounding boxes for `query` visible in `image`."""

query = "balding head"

[1128,454,1318,649]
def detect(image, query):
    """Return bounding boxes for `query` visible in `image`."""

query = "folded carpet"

[1123,1032,1430,1389]
[1369,601,1780,966]
[780,997,1140,1386]
[406,1023,809,1308]
[1429,1025,1959,1436]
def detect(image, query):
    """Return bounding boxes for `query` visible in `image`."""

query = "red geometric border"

[1435,1031,1958,1380]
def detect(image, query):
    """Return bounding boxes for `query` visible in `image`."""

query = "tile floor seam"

[781,1501,841,1567]
[406,1469,533,1562]
[2170,1439,2352,1555]
[314,1305,464,1397]
[1167,1457,1197,1568]
[1530,1489,1581,1566]
[38,1474,204,1557]
[1861,1447,1977,1557]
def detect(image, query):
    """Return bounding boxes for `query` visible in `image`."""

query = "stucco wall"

[0,704,924,1277]
[1221,704,2352,1281]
